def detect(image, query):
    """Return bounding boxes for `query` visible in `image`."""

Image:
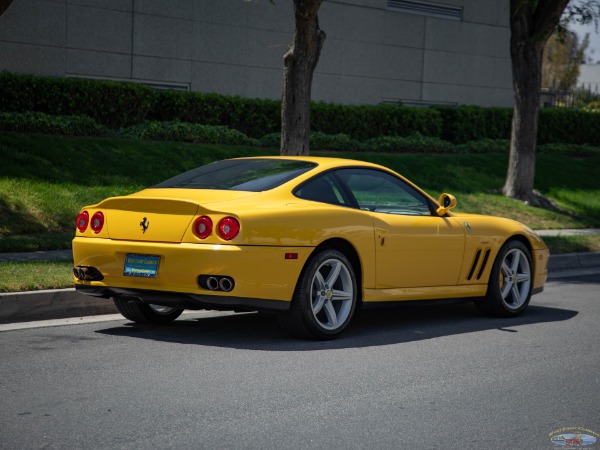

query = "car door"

[336,168,466,289]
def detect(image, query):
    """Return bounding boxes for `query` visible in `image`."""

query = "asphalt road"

[1,275,599,450]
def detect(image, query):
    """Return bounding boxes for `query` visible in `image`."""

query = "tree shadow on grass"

[96,302,578,352]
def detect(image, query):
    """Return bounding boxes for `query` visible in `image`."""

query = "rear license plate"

[124,254,160,278]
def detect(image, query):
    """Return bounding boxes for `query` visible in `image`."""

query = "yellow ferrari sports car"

[72,156,549,339]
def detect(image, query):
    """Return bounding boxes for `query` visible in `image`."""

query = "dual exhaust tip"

[198,275,235,292]
[74,266,233,292]
[73,265,104,281]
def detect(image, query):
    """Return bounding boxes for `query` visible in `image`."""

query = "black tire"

[475,240,533,317]
[279,249,358,340]
[113,297,183,324]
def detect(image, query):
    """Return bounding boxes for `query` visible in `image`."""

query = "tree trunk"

[280,0,325,156]
[503,37,544,201]
[0,0,15,16]
[503,0,570,207]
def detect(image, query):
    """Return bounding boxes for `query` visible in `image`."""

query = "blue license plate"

[123,254,160,278]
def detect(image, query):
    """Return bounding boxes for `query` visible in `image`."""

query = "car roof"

[231,155,387,171]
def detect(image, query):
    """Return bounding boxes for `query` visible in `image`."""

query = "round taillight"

[193,216,213,239]
[218,217,240,241]
[76,211,89,233]
[90,212,104,233]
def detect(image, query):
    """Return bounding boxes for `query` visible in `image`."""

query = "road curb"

[547,252,600,272]
[1,252,599,325]
[0,288,117,324]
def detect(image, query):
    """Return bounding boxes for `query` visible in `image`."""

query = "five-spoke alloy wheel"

[280,249,358,340]
[476,240,533,317]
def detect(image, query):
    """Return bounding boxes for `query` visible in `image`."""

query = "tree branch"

[531,0,571,41]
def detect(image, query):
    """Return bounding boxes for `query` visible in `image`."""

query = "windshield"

[153,159,317,192]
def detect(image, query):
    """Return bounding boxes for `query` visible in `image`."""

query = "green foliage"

[538,142,600,156]
[0,111,108,136]
[0,261,75,293]
[455,139,509,153]
[310,132,362,151]
[150,91,280,138]
[311,103,443,140]
[3,72,600,147]
[538,108,600,145]
[434,106,513,143]
[123,121,259,146]
[0,72,155,127]
[364,134,455,153]
[258,133,281,148]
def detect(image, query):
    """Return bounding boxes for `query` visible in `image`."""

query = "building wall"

[578,63,600,93]
[0,0,513,107]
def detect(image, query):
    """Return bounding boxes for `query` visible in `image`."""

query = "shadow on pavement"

[96,302,578,351]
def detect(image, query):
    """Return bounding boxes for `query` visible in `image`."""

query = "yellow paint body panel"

[72,156,549,310]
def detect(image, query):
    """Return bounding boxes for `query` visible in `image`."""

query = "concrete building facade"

[578,63,600,94]
[0,0,513,107]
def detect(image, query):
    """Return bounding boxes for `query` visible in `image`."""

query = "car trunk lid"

[98,189,258,243]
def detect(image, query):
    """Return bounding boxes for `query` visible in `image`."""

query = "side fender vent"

[466,249,481,281]
[476,249,491,280]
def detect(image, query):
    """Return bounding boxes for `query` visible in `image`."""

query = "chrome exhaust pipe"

[73,265,104,281]
[206,276,219,290]
[219,277,234,292]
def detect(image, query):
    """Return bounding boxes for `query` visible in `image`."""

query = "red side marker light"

[285,253,298,260]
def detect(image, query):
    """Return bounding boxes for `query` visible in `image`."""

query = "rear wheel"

[113,297,183,324]
[476,240,533,317]
[279,249,358,340]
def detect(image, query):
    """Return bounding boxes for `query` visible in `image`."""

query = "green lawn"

[1,132,600,254]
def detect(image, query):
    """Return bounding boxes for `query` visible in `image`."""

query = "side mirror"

[436,193,457,216]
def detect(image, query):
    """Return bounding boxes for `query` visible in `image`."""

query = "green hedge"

[538,109,600,145]
[124,120,259,146]
[434,106,512,143]
[2,109,600,155]
[2,72,600,145]
[0,72,154,128]
[150,91,280,138]
[0,111,108,136]
[310,103,442,140]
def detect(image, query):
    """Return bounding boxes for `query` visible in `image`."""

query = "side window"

[337,168,431,216]
[295,173,348,206]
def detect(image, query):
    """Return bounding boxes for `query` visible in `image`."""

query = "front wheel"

[279,249,358,340]
[113,297,183,324]
[476,240,533,317]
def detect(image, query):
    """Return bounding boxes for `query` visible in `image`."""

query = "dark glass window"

[153,159,317,192]
[295,173,348,206]
[336,168,432,216]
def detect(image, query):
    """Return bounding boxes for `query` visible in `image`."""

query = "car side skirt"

[363,284,488,302]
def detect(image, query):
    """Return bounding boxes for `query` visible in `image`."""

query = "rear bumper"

[75,284,289,312]
[72,237,314,307]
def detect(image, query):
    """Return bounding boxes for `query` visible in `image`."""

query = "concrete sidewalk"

[1,230,600,325]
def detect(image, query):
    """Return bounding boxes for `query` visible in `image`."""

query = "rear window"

[153,159,317,192]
